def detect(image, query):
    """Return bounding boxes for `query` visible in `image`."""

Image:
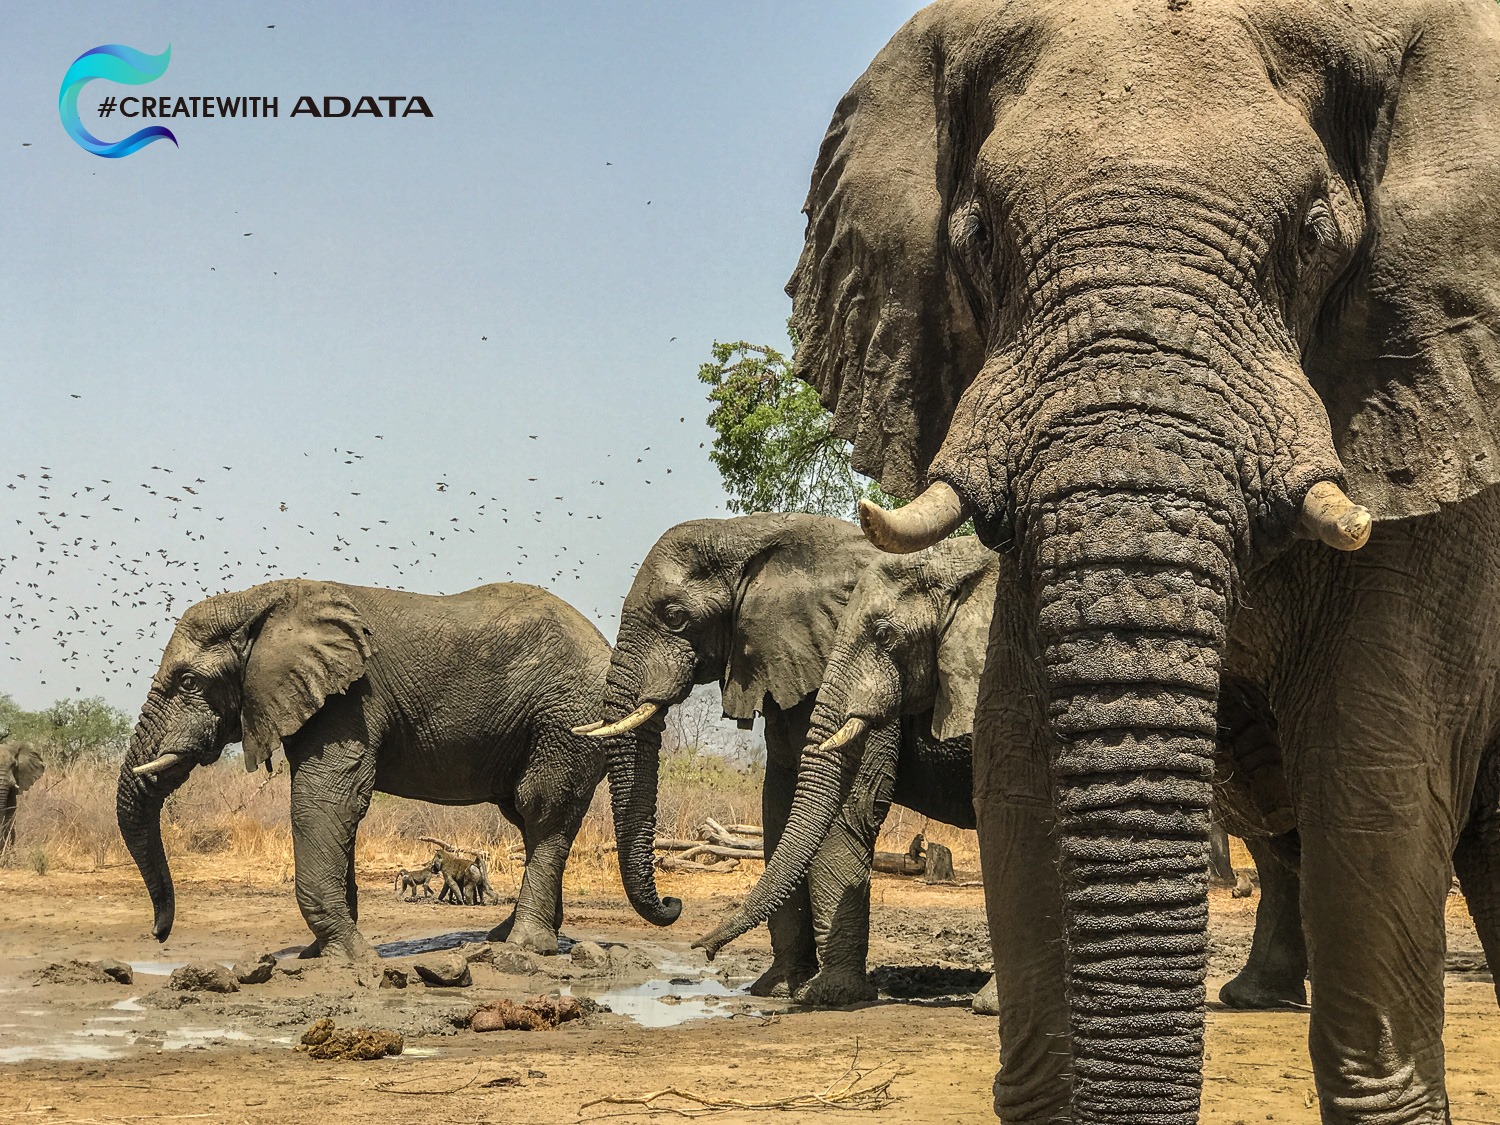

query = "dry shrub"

[5,747,979,887]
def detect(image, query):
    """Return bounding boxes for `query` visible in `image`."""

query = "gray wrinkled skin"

[116,579,616,960]
[595,514,985,998]
[787,3,1500,1121]
[0,740,45,858]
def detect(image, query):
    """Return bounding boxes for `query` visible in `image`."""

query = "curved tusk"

[584,702,660,739]
[1300,481,1372,551]
[818,717,870,754]
[570,720,606,735]
[858,481,971,554]
[131,752,187,778]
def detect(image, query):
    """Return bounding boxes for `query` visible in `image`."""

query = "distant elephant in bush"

[117,579,620,960]
[696,534,990,1004]
[0,739,45,859]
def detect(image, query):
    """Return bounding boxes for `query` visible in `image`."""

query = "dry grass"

[2,750,982,894]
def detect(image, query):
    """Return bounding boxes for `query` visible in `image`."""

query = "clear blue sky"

[0,3,926,711]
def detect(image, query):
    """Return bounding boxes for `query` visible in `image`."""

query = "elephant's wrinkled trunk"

[116,708,192,943]
[1025,437,1240,1125]
[696,690,896,957]
[601,647,682,926]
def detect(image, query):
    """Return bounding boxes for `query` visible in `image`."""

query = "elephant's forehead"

[972,0,1326,203]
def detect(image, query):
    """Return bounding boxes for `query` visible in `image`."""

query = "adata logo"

[59,44,177,158]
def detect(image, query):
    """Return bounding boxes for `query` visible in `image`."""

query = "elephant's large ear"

[1312,3,1500,519]
[721,520,874,720]
[787,5,986,500]
[13,744,44,791]
[240,581,374,771]
[932,548,997,741]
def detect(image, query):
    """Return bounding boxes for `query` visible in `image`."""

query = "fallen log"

[873,833,927,877]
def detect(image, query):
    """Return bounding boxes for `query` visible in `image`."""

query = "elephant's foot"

[299,930,373,963]
[498,919,559,956]
[747,958,816,998]
[971,974,1000,1015]
[791,966,878,1007]
[1218,970,1307,1009]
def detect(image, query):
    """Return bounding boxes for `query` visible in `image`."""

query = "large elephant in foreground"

[0,739,45,859]
[699,534,992,1004]
[118,579,617,959]
[779,2,1500,1120]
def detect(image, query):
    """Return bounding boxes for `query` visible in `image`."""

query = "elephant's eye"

[873,619,897,647]
[660,604,690,633]
[1299,200,1339,261]
[177,671,201,694]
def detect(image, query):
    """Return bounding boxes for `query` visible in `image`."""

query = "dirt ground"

[0,858,1493,1125]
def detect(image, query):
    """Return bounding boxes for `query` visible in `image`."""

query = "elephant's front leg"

[491,747,588,955]
[1453,752,1500,1007]
[289,739,376,962]
[1218,832,1308,1009]
[794,729,901,1007]
[750,710,819,997]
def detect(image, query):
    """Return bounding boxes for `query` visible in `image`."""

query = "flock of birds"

[1,419,710,707]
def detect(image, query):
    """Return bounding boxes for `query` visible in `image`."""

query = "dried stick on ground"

[579,1041,903,1118]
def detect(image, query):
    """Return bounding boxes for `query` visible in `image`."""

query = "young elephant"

[698,539,1316,1011]
[0,738,45,859]
[696,536,991,1004]
[117,579,615,959]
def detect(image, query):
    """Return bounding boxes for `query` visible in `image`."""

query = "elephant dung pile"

[298,1017,404,1060]
[468,994,584,1032]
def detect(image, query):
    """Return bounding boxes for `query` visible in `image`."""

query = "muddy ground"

[0,860,1493,1124]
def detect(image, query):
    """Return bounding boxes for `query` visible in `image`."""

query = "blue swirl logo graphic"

[59,45,177,158]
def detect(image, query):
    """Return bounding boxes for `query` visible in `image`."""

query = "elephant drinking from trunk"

[579,513,985,997]
[783,2,1500,1119]
[117,579,619,960]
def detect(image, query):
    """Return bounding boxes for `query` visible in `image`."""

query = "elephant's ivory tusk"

[570,720,606,735]
[132,752,187,777]
[818,717,869,753]
[858,481,970,554]
[1299,481,1372,551]
[583,702,660,738]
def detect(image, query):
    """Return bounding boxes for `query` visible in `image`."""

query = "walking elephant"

[775,2,1500,1119]
[575,514,883,995]
[0,738,45,859]
[117,579,617,960]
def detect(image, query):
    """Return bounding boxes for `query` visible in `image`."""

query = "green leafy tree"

[0,694,132,768]
[699,328,972,536]
[698,334,864,518]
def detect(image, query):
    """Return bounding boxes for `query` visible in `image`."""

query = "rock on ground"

[169,963,240,993]
[570,941,609,971]
[413,952,471,987]
[233,952,277,985]
[29,960,120,986]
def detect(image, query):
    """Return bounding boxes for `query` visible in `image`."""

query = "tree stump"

[923,841,954,883]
